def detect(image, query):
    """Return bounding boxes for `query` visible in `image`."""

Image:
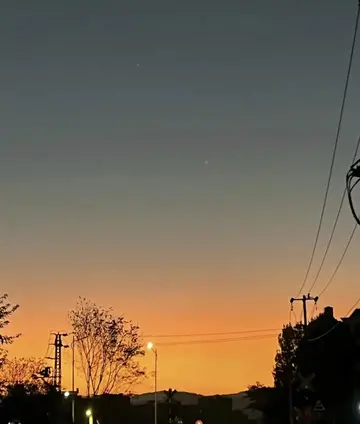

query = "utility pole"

[290,294,319,340]
[49,332,69,391]
[289,294,318,424]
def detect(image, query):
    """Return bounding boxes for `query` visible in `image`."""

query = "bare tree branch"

[69,297,145,396]
[0,357,49,394]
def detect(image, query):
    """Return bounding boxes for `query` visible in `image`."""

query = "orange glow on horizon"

[5,271,355,395]
[4,290,282,395]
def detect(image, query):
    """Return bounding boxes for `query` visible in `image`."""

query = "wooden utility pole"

[288,294,319,424]
[290,294,319,340]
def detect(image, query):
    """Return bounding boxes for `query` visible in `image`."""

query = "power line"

[43,331,53,359]
[156,333,277,347]
[289,301,302,325]
[296,1,360,297]
[43,330,60,362]
[308,136,360,294]
[318,223,357,297]
[144,328,279,339]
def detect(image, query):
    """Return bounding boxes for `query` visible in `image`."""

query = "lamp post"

[147,342,158,424]
[64,390,78,424]
[71,335,76,424]
[69,334,87,423]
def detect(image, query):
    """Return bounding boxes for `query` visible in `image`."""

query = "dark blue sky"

[2,1,359,176]
[2,0,360,393]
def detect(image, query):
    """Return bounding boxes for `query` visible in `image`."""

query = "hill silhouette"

[131,390,262,421]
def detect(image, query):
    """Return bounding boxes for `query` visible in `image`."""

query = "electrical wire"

[308,136,360,294]
[351,176,360,192]
[289,301,302,325]
[43,331,53,360]
[155,333,277,347]
[296,1,360,297]
[308,295,360,342]
[317,223,357,297]
[144,328,279,339]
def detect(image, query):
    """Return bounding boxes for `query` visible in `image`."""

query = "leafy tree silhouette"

[247,383,287,424]
[273,323,304,389]
[0,357,49,395]
[0,294,19,346]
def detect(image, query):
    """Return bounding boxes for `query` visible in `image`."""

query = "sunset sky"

[2,0,360,395]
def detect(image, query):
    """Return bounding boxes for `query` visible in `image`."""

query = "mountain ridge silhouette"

[130,390,261,419]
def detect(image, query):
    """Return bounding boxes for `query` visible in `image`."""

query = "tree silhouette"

[69,297,145,396]
[0,294,20,345]
[0,357,49,395]
[247,383,286,424]
[273,322,303,388]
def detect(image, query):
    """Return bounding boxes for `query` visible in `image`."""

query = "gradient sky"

[2,0,360,395]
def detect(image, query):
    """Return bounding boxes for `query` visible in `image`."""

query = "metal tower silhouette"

[50,332,69,391]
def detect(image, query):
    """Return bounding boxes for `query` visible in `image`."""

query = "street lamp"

[71,336,77,424]
[85,409,93,424]
[68,334,87,424]
[147,342,158,424]
[63,390,79,423]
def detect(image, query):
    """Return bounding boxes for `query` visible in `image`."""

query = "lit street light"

[85,409,93,424]
[63,389,79,424]
[147,342,158,424]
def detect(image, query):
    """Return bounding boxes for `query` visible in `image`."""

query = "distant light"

[147,342,153,350]
[85,409,92,417]
[64,391,70,398]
